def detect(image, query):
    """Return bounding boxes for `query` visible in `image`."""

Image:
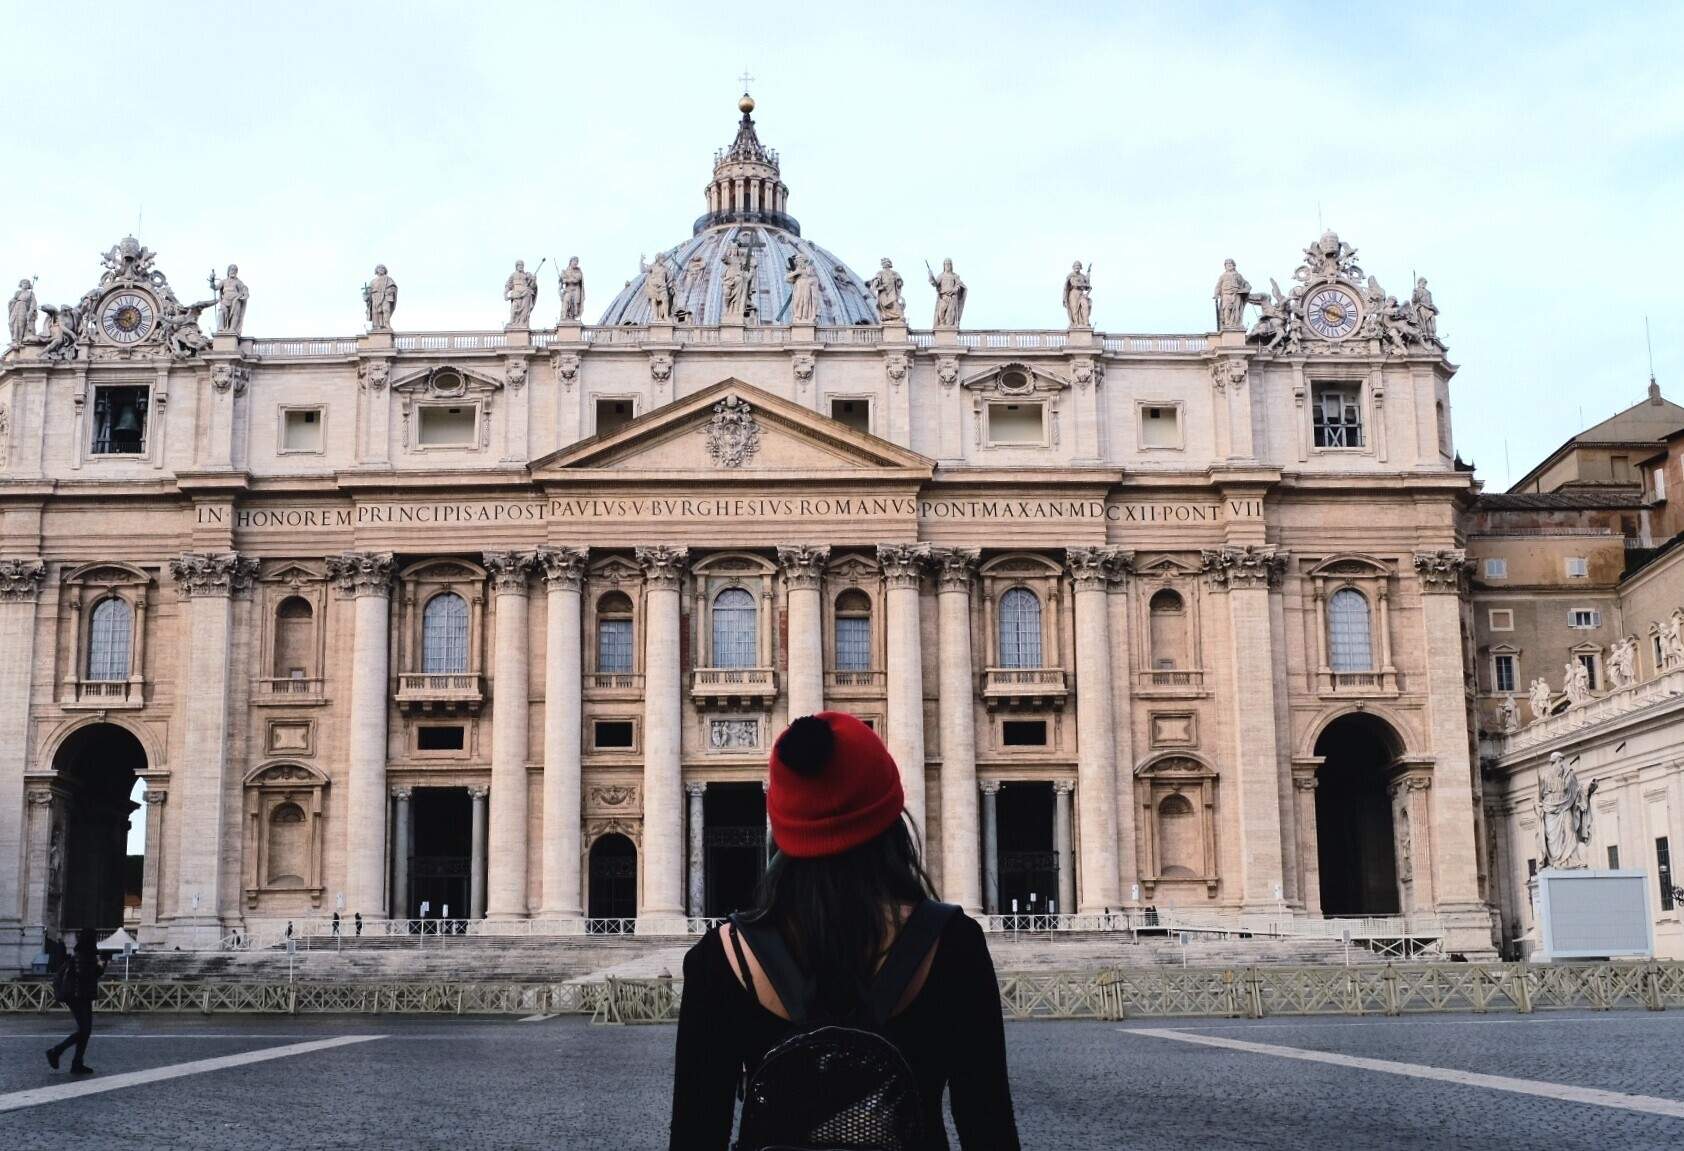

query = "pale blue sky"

[6,0,1682,491]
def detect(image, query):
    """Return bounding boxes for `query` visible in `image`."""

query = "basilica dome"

[598,95,880,327]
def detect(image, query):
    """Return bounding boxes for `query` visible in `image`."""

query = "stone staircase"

[120,931,1360,984]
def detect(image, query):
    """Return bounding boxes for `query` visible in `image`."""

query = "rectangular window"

[281,407,324,453]
[829,398,870,435]
[90,385,149,455]
[1493,654,1516,693]
[417,725,465,752]
[1655,467,1668,500]
[1607,845,1620,869]
[1659,837,1675,911]
[986,402,1045,445]
[1569,608,1601,629]
[1577,653,1599,691]
[1564,557,1589,578]
[1483,559,1508,580]
[1311,383,1363,449]
[1139,404,1181,449]
[594,720,635,749]
[417,405,477,447]
[595,398,635,436]
[596,618,633,674]
[834,615,871,672]
[1001,720,1048,747]
[1526,858,1537,878]
[1488,608,1514,631]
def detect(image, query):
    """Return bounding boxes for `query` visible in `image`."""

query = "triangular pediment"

[531,381,933,480]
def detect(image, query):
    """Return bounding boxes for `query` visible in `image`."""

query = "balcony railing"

[255,676,326,704]
[587,672,644,691]
[396,672,484,714]
[1138,669,1205,691]
[690,667,777,706]
[982,667,1068,708]
[825,669,886,691]
[66,678,142,709]
[1319,669,1398,695]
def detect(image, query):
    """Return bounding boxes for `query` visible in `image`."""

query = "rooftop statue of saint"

[364,265,398,331]
[721,244,758,322]
[210,265,248,335]
[929,258,966,328]
[866,258,904,322]
[505,260,538,328]
[786,255,820,324]
[1063,260,1092,328]
[7,279,36,346]
[1213,258,1251,331]
[558,257,585,322]
[642,255,675,322]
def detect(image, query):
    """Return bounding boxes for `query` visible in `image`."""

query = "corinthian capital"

[875,543,929,590]
[0,558,47,602]
[482,550,536,594]
[776,545,830,591]
[1066,546,1130,590]
[325,551,395,597]
[928,547,980,593]
[635,545,688,590]
[1200,545,1285,590]
[535,546,588,591]
[170,552,259,597]
[1413,549,1471,595]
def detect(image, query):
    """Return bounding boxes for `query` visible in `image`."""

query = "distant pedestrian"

[354,912,363,938]
[285,921,294,941]
[46,929,105,1075]
[331,912,342,938]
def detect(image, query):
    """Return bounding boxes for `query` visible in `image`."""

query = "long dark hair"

[747,812,935,1020]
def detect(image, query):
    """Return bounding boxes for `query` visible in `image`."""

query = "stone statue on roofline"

[209,265,249,335]
[1535,751,1596,870]
[928,258,966,328]
[1495,694,1520,735]
[1213,258,1251,331]
[786,255,820,324]
[7,279,36,346]
[1410,277,1439,344]
[1063,260,1092,327]
[1563,660,1593,708]
[721,244,757,322]
[866,258,904,322]
[505,260,538,327]
[641,253,675,322]
[1527,676,1552,724]
[363,265,398,331]
[558,257,585,322]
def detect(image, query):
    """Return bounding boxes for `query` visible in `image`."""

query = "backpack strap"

[865,900,960,1028]
[729,912,816,1026]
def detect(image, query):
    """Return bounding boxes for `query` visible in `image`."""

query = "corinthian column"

[0,561,46,959]
[537,547,587,921]
[1067,547,1124,912]
[877,544,930,835]
[483,551,536,920]
[931,547,981,913]
[777,545,829,720]
[327,551,395,921]
[636,545,688,932]
[170,552,259,946]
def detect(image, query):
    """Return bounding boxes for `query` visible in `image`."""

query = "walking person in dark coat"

[46,929,106,1075]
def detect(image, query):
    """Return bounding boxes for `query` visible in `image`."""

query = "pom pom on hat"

[768,711,904,858]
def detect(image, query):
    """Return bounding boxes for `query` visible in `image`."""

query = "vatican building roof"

[598,94,881,327]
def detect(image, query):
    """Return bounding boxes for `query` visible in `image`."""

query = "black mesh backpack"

[729,899,960,1151]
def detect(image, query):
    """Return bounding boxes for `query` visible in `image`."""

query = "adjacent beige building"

[1,97,1509,965]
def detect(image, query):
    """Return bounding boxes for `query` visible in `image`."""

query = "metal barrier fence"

[5,962,1681,1021]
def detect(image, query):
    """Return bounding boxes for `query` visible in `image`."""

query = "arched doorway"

[49,723,148,936]
[1314,713,1402,916]
[588,833,638,930]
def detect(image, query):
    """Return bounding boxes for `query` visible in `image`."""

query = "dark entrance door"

[588,834,638,929]
[704,783,766,918]
[1315,714,1402,916]
[409,788,471,922]
[51,723,148,937]
[997,781,1057,919]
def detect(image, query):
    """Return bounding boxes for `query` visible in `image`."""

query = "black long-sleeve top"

[669,912,1020,1150]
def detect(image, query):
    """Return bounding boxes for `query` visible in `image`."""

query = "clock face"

[100,291,156,344]
[1305,286,1360,340]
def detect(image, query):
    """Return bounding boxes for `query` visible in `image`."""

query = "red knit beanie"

[767,712,905,858]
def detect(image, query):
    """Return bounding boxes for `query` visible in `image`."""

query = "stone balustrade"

[1498,665,1684,754]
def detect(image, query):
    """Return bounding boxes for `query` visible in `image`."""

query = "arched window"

[712,588,757,669]
[1157,793,1199,877]
[1148,589,1187,670]
[833,589,872,672]
[273,596,315,679]
[1327,588,1373,672]
[596,591,634,674]
[421,592,469,674]
[86,597,132,681]
[997,587,1043,668]
[266,801,308,887]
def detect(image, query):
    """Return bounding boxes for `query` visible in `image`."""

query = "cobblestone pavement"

[3,1011,1683,1149]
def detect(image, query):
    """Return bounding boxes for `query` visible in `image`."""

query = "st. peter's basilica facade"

[0,94,1494,964]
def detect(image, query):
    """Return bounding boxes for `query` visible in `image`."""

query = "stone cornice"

[535,546,588,591]
[1201,545,1286,590]
[1413,549,1472,594]
[776,544,830,590]
[635,544,689,590]
[928,546,980,593]
[482,550,537,594]
[876,543,930,589]
[325,551,395,597]
[0,558,47,601]
[1066,546,1130,590]
[169,552,259,597]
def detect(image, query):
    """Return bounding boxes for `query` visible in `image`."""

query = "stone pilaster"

[537,547,586,920]
[22,788,56,940]
[636,545,688,931]
[169,552,258,945]
[1067,547,1125,911]
[686,782,706,919]
[468,785,489,920]
[1390,769,1437,913]
[1291,769,1322,916]
[877,544,929,835]
[483,551,536,920]
[777,545,829,720]
[326,551,395,920]
[0,560,45,955]
[1201,545,1287,909]
[930,547,981,913]
[979,780,1000,916]
[1054,779,1076,915]
[391,787,412,921]
[137,789,167,944]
